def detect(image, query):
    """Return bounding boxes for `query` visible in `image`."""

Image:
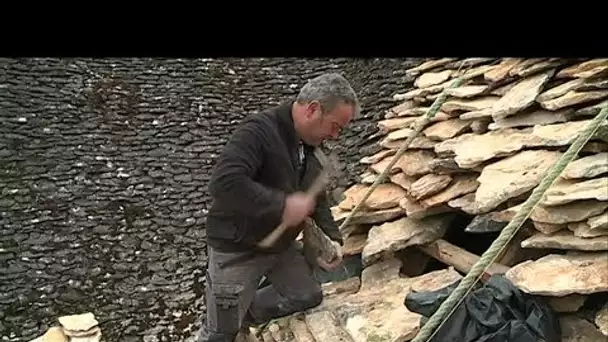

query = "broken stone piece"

[532,221,565,235]
[561,152,608,179]
[547,295,587,313]
[484,58,523,82]
[444,85,488,98]
[42,327,69,342]
[568,221,608,238]
[415,69,453,88]
[512,58,566,77]
[488,108,572,130]
[521,230,608,251]
[409,174,452,200]
[305,310,354,342]
[322,277,361,298]
[441,96,500,113]
[423,118,472,141]
[331,205,406,225]
[399,196,454,219]
[505,253,608,296]
[406,58,456,76]
[377,117,417,133]
[360,149,394,165]
[338,183,406,211]
[58,313,98,335]
[508,58,548,76]
[389,172,417,192]
[342,234,367,256]
[391,150,436,177]
[556,58,608,78]
[387,100,416,115]
[536,78,586,102]
[587,210,608,230]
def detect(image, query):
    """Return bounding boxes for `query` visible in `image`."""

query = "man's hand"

[316,241,343,271]
[282,192,316,228]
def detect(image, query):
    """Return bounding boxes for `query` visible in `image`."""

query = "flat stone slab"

[561,152,608,179]
[331,205,407,225]
[490,69,555,120]
[521,230,608,251]
[495,200,608,225]
[472,150,562,214]
[542,177,608,206]
[434,119,603,169]
[537,78,586,102]
[539,90,608,111]
[362,215,454,266]
[488,108,573,130]
[505,253,608,296]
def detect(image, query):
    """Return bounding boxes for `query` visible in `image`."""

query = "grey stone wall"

[0,57,419,341]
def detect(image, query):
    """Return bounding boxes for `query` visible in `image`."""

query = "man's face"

[303,101,354,146]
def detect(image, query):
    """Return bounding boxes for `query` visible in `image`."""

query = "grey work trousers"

[195,242,323,342]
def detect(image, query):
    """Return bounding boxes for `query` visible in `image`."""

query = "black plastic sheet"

[404,274,562,342]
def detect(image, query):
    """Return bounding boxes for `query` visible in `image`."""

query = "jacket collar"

[275,100,300,148]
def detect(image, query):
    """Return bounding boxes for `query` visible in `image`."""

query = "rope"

[337,62,467,231]
[411,104,608,342]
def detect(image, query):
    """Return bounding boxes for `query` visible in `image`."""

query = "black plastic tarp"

[404,274,562,342]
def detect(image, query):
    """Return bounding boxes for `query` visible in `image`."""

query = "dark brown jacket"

[206,100,343,253]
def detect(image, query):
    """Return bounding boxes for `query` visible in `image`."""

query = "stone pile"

[29,312,102,342]
[251,58,608,341]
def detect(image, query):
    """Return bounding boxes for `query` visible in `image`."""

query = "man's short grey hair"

[296,73,361,118]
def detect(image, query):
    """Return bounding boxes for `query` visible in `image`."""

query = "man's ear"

[305,101,318,118]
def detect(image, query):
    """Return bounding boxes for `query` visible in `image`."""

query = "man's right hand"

[282,192,316,228]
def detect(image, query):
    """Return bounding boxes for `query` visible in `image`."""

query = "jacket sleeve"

[208,118,285,223]
[311,190,344,245]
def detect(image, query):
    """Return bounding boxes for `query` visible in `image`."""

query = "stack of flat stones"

[29,312,101,342]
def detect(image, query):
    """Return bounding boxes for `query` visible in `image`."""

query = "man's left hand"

[316,241,343,271]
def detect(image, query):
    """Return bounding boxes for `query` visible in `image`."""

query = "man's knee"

[291,286,323,311]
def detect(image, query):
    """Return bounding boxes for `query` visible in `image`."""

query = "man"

[196,73,360,341]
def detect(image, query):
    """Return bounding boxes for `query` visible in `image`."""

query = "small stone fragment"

[595,303,608,337]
